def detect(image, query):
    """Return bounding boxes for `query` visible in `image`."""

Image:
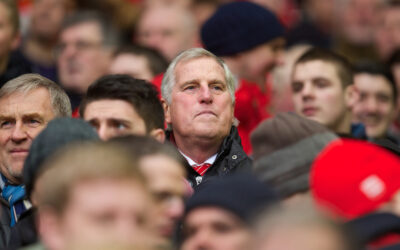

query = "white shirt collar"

[179,150,217,166]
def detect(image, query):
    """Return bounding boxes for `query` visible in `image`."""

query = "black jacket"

[167,126,252,188]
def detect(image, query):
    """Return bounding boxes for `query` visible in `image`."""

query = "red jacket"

[235,79,272,154]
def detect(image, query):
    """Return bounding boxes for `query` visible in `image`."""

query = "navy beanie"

[23,117,99,197]
[185,174,277,221]
[201,2,284,56]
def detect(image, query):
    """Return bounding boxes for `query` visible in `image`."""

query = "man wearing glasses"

[56,11,120,111]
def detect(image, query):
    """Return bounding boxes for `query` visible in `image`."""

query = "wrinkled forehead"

[174,56,226,82]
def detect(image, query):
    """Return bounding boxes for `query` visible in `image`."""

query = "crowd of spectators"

[0,0,400,249]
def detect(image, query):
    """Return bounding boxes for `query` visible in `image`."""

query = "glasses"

[55,40,103,56]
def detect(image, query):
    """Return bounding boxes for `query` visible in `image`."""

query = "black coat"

[167,126,252,188]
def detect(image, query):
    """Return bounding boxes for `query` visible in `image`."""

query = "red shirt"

[235,79,272,154]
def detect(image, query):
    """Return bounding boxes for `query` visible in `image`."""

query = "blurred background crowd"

[0,0,399,250]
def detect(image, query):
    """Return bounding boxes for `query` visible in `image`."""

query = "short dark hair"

[353,61,397,103]
[80,74,164,132]
[388,48,400,67]
[114,45,168,77]
[295,48,354,88]
[60,11,120,47]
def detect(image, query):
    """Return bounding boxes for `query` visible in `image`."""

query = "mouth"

[196,111,216,117]
[302,107,318,116]
[159,222,175,237]
[361,115,381,126]
[9,149,29,156]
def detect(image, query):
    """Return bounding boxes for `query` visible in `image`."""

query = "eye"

[183,84,197,91]
[377,94,391,103]
[314,78,330,88]
[359,93,368,102]
[213,222,235,234]
[291,81,303,93]
[25,118,42,127]
[88,120,100,130]
[0,120,13,129]
[161,30,174,37]
[211,84,224,91]
[55,43,66,55]
[117,123,127,130]
[112,121,128,131]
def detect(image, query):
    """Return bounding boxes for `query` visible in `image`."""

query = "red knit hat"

[311,139,400,219]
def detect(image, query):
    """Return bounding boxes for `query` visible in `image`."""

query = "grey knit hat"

[250,112,338,198]
[23,117,99,197]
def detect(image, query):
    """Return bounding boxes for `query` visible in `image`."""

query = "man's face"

[353,73,395,138]
[291,60,349,132]
[57,22,112,94]
[375,7,400,60]
[0,88,55,183]
[238,38,284,84]
[140,154,185,238]
[83,99,147,141]
[181,207,251,250]
[164,57,234,143]
[31,0,71,39]
[109,54,154,81]
[136,7,195,61]
[0,1,18,60]
[51,179,156,250]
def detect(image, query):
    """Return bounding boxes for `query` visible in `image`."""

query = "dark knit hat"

[201,2,284,56]
[23,118,99,197]
[185,174,277,222]
[311,139,400,219]
[250,112,338,198]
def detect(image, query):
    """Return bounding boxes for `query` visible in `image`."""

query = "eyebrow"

[87,117,132,124]
[0,113,44,120]
[180,79,226,85]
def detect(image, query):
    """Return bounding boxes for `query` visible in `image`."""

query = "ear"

[37,207,66,250]
[161,98,171,124]
[149,128,166,143]
[386,190,400,216]
[344,84,359,109]
[11,33,20,50]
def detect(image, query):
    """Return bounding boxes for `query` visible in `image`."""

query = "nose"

[301,83,315,100]
[97,124,112,141]
[165,197,184,222]
[199,85,213,104]
[365,97,378,113]
[188,228,213,250]
[11,122,28,142]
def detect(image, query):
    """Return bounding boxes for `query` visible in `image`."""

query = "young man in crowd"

[201,1,285,153]
[36,142,162,250]
[291,48,359,137]
[352,62,398,143]
[80,74,165,142]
